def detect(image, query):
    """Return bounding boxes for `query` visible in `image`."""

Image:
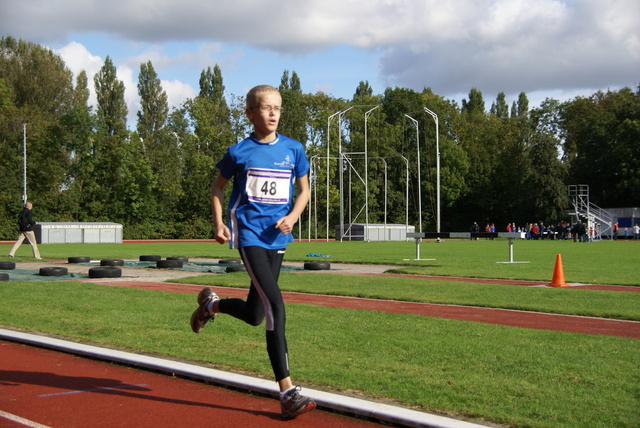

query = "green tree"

[57,70,96,221]
[0,36,75,226]
[136,61,181,224]
[354,81,373,99]
[516,92,530,118]
[562,87,640,206]
[453,88,498,226]
[0,36,73,115]
[137,61,168,139]
[490,92,509,120]
[279,70,307,144]
[461,88,485,116]
[89,56,129,219]
[181,65,233,225]
[188,65,233,159]
[94,56,127,136]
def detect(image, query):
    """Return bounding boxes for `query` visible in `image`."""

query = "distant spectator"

[577,220,587,242]
[612,222,619,240]
[8,201,42,259]
[470,222,479,240]
[634,224,639,240]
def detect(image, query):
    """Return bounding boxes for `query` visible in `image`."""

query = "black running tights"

[217,246,289,381]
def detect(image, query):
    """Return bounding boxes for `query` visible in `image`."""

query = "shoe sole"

[190,288,218,333]
[281,400,316,419]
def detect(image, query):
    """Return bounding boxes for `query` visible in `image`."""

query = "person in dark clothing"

[8,201,41,259]
[470,222,479,240]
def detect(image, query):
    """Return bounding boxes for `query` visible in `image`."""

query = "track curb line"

[0,328,485,428]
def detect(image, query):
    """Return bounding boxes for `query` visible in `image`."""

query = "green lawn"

[1,239,639,427]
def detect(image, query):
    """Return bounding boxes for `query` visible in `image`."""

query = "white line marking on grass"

[0,410,51,428]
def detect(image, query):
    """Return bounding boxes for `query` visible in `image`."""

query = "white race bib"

[246,168,291,204]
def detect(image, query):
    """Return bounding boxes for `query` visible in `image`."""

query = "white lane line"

[0,410,52,428]
[38,383,148,397]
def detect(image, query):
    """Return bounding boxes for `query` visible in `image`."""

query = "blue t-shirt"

[216,133,310,249]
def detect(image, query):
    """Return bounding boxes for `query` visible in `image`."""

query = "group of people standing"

[468,220,607,241]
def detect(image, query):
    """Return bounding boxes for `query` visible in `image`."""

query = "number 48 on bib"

[246,168,291,204]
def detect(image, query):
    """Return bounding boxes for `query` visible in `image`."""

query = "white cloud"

[55,42,199,127]
[6,0,638,111]
[115,64,140,127]
[162,79,198,111]
[378,0,639,100]
[55,42,103,110]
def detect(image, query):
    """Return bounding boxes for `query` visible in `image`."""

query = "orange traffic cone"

[547,254,569,287]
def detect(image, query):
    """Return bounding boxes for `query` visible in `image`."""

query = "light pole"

[326,110,342,241]
[423,107,441,237]
[22,121,27,204]
[337,106,355,241]
[364,105,380,227]
[404,114,422,234]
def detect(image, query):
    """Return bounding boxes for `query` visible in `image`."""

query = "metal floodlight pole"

[337,106,355,241]
[364,106,380,228]
[423,107,441,235]
[22,121,27,204]
[308,154,319,241]
[405,114,422,234]
[326,111,342,241]
[399,155,409,237]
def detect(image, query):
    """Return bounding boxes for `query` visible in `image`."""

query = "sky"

[2,0,639,126]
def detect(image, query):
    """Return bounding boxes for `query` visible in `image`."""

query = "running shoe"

[280,386,316,419]
[190,287,219,333]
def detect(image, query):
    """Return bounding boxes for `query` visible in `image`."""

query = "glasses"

[251,105,284,113]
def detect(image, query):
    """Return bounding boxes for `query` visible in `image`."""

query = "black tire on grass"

[101,259,124,266]
[68,257,90,264]
[218,259,242,265]
[0,273,9,281]
[167,256,189,262]
[303,261,331,270]
[225,265,247,273]
[89,266,122,278]
[157,259,183,269]
[39,267,69,276]
[139,255,162,262]
[0,261,16,270]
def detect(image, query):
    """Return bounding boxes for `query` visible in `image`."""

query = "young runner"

[190,84,315,419]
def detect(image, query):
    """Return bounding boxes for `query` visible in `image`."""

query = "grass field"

[1,238,639,427]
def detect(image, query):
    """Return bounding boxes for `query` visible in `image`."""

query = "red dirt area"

[0,340,380,428]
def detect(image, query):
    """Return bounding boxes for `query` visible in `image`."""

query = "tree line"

[1,36,638,240]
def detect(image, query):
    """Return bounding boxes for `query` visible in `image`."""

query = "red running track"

[0,340,380,428]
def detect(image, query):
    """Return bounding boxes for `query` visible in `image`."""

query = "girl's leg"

[236,246,289,382]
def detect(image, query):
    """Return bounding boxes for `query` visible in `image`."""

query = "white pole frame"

[423,107,441,237]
